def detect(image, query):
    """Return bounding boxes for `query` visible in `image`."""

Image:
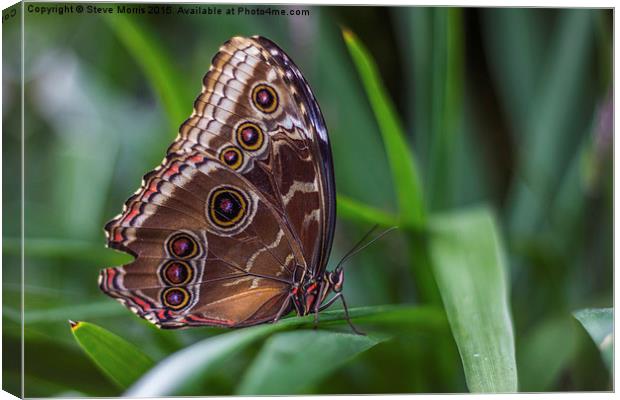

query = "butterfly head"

[326,267,344,293]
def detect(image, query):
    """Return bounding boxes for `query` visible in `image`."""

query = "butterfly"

[99,36,363,333]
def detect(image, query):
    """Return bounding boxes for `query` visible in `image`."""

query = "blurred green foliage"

[2,4,612,396]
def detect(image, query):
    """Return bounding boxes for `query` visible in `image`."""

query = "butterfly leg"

[318,294,340,311]
[319,293,365,335]
[272,295,293,324]
[339,294,365,336]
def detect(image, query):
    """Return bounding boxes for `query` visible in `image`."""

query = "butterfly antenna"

[335,225,399,271]
[338,224,379,261]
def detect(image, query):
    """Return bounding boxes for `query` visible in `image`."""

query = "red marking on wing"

[106,267,117,289]
[112,230,123,243]
[156,309,168,320]
[130,295,152,312]
[122,204,141,224]
[163,162,180,179]
[142,180,159,199]
[189,154,206,164]
[184,314,234,326]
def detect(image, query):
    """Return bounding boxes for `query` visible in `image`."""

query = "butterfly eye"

[219,146,243,170]
[329,270,344,292]
[161,260,193,285]
[236,122,264,151]
[208,187,248,228]
[251,83,278,113]
[162,287,190,310]
[167,233,199,259]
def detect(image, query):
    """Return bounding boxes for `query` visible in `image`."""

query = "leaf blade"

[237,330,389,394]
[342,28,425,228]
[336,194,399,227]
[125,305,446,396]
[427,8,464,209]
[103,14,188,132]
[573,307,613,373]
[428,207,518,392]
[70,321,155,389]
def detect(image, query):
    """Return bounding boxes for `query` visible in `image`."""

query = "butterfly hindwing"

[102,151,300,327]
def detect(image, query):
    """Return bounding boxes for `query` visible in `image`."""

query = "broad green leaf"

[70,321,154,389]
[237,330,389,394]
[337,194,399,227]
[428,207,517,392]
[126,305,446,396]
[342,28,425,228]
[103,14,188,132]
[573,308,613,372]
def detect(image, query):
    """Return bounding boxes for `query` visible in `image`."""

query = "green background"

[2,3,613,396]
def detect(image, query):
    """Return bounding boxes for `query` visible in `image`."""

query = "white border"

[0,1,616,400]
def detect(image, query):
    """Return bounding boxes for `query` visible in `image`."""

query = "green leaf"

[103,14,188,132]
[427,8,464,210]
[237,330,389,394]
[337,194,399,227]
[125,305,446,396]
[481,9,546,133]
[428,207,517,392]
[70,321,155,389]
[6,328,117,397]
[517,316,579,391]
[342,28,425,228]
[573,308,613,372]
[394,7,433,169]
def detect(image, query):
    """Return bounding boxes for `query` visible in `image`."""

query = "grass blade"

[125,305,446,396]
[480,8,546,133]
[337,194,399,227]
[70,321,154,389]
[428,207,517,392]
[573,308,613,373]
[103,14,188,132]
[428,8,464,209]
[237,330,389,394]
[507,10,596,237]
[394,7,433,170]
[342,28,425,228]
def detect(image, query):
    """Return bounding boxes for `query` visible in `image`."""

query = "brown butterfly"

[99,36,362,333]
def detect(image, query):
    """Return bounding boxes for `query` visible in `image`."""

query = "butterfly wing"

[100,36,335,328]
[169,36,336,276]
[101,152,303,328]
